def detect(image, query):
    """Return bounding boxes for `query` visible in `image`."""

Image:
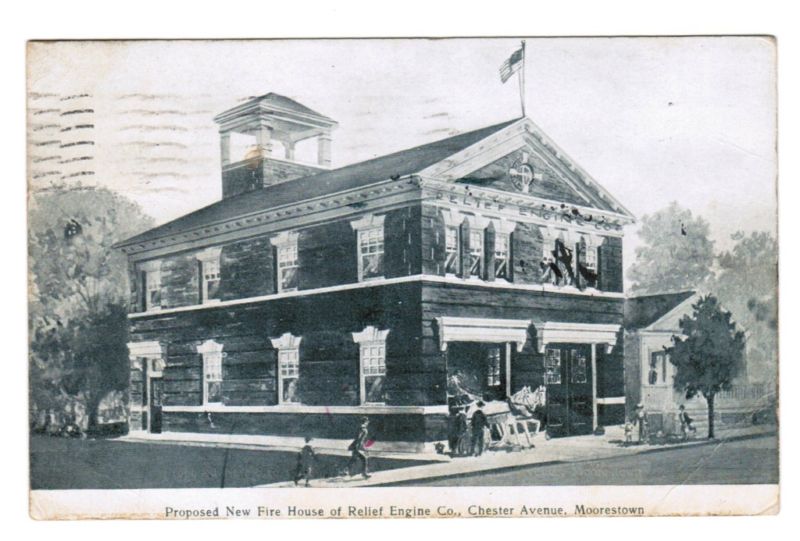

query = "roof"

[624,291,696,330]
[242,92,334,122]
[117,118,520,248]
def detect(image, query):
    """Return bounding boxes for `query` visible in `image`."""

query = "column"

[256,122,273,158]
[505,342,512,398]
[219,132,231,167]
[591,343,598,431]
[285,141,296,161]
[317,132,332,167]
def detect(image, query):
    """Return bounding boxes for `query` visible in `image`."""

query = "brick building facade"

[117,94,635,452]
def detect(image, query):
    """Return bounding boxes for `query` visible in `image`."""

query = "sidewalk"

[257,423,777,487]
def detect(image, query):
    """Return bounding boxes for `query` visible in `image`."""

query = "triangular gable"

[418,118,634,219]
[645,293,701,332]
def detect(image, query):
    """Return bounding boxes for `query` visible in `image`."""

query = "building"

[624,291,771,435]
[117,93,636,452]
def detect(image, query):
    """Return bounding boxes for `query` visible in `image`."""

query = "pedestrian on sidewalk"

[633,403,648,444]
[470,401,490,457]
[347,416,371,479]
[293,436,315,487]
[678,405,696,440]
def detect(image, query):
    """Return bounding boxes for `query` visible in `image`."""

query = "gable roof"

[237,92,334,122]
[117,118,520,248]
[624,291,696,330]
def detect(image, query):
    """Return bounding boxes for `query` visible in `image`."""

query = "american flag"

[499,46,524,83]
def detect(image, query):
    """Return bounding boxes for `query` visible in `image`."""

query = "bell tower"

[214,93,337,199]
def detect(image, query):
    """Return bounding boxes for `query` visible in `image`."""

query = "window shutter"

[459,220,471,279]
[484,225,496,282]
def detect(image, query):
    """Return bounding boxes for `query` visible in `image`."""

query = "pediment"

[418,118,633,219]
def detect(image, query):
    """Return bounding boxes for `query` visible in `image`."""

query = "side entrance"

[544,343,593,437]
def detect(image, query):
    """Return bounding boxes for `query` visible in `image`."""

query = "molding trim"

[271,332,302,350]
[440,208,465,227]
[195,246,223,262]
[161,404,449,415]
[139,259,162,272]
[350,213,386,231]
[127,341,162,359]
[129,274,624,319]
[352,326,390,344]
[596,396,625,405]
[269,230,299,247]
[436,316,531,352]
[538,322,621,353]
[197,339,224,355]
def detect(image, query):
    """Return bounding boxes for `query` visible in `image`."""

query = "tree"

[712,231,778,386]
[29,184,153,430]
[628,202,715,295]
[668,295,746,439]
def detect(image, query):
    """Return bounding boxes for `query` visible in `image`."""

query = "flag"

[499,46,524,83]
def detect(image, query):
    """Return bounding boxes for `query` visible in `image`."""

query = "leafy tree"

[668,294,746,438]
[628,202,715,295]
[28,184,153,430]
[712,231,778,386]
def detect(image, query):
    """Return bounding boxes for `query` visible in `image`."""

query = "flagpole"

[518,40,526,117]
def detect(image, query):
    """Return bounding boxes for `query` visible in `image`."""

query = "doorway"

[446,342,508,403]
[148,376,164,434]
[544,344,592,437]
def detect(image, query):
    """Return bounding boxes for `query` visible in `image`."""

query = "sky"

[27,38,777,275]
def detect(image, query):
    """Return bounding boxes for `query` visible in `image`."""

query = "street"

[387,434,778,486]
[29,435,428,490]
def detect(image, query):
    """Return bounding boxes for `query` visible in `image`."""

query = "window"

[271,231,299,293]
[544,348,562,384]
[139,260,162,312]
[445,225,460,275]
[351,214,386,282]
[352,326,390,405]
[649,351,670,385]
[197,340,224,405]
[571,350,588,384]
[196,247,222,304]
[271,333,302,404]
[468,229,483,277]
[486,347,502,387]
[278,349,300,403]
[494,232,510,279]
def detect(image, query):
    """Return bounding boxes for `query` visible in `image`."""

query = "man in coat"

[470,401,490,457]
[347,416,371,479]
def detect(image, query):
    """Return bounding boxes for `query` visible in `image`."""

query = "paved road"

[389,434,778,486]
[29,435,428,490]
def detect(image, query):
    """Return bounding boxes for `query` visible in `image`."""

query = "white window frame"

[647,349,671,387]
[270,231,300,293]
[271,332,302,404]
[196,247,223,304]
[352,326,390,405]
[350,214,386,282]
[464,214,491,279]
[441,209,465,276]
[486,346,502,387]
[197,339,224,405]
[140,260,162,312]
[491,218,517,281]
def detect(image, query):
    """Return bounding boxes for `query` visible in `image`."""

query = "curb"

[373,429,777,487]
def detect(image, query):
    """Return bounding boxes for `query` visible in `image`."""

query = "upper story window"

[270,232,299,293]
[491,219,516,281]
[468,229,484,277]
[352,326,390,405]
[577,234,601,289]
[271,333,302,404]
[197,339,224,405]
[648,350,670,385]
[139,260,162,312]
[445,225,460,275]
[350,214,386,282]
[196,247,222,304]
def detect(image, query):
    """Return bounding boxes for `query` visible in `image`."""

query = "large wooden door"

[545,344,592,437]
[149,377,164,434]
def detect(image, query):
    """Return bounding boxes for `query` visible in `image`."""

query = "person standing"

[678,405,696,440]
[348,416,371,479]
[470,401,490,457]
[634,403,648,444]
[293,436,316,487]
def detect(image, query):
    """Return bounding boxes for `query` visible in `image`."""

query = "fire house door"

[544,344,593,437]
